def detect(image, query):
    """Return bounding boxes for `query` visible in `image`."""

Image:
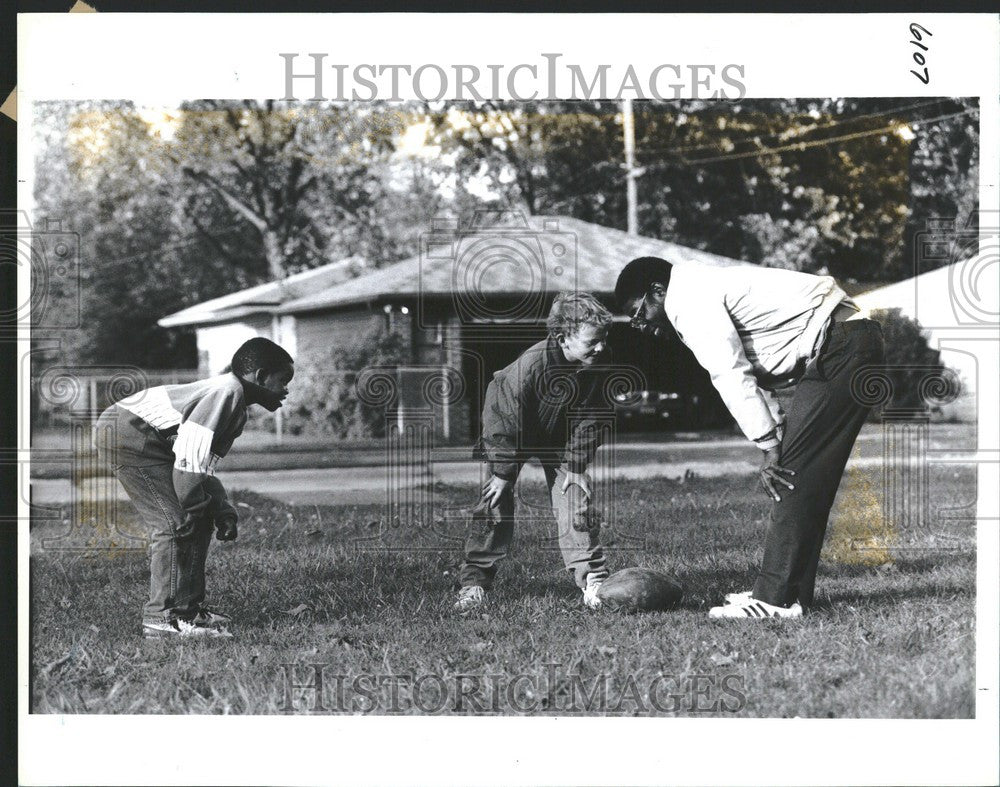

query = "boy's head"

[546,292,612,366]
[231,337,295,410]
[614,256,673,338]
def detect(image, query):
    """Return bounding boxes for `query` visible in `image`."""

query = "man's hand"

[759,447,795,502]
[562,470,592,501]
[481,475,511,508]
[215,514,238,542]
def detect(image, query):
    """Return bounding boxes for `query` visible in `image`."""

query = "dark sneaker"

[192,607,232,628]
[143,617,233,639]
[454,585,487,611]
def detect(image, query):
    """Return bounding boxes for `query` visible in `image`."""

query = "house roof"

[158,256,364,328]
[278,215,747,315]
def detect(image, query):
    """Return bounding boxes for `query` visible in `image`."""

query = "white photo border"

[16,11,1000,787]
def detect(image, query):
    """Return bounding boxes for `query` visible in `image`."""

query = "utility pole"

[622,98,640,236]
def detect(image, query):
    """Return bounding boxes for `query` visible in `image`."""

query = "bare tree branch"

[183,166,267,233]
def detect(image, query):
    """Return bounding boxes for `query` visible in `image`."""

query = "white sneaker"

[724,590,753,605]
[454,585,486,611]
[143,617,234,639]
[709,596,803,619]
[583,573,605,609]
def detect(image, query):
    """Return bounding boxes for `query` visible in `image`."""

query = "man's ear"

[253,368,267,386]
[649,282,667,301]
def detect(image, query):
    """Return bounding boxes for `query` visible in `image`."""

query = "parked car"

[613,389,684,430]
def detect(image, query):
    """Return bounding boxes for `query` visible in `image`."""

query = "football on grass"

[596,568,684,612]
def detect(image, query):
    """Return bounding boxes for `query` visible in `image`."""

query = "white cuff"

[755,435,781,451]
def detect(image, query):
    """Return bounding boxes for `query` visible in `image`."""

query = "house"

[160,213,746,440]
[158,256,364,374]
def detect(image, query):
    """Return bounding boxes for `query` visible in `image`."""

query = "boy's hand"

[481,475,510,508]
[176,512,204,539]
[759,447,795,502]
[562,470,592,501]
[215,514,239,542]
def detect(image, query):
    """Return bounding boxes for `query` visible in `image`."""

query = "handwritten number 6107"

[910,23,932,84]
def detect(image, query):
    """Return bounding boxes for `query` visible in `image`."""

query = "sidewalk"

[27,427,755,478]
[29,426,908,478]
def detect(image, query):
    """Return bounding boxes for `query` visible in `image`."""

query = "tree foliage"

[32,98,978,370]
[32,100,411,367]
[869,308,952,414]
[279,324,409,439]
[427,98,978,281]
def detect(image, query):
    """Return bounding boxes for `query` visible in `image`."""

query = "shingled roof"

[159,256,364,328]
[278,215,745,315]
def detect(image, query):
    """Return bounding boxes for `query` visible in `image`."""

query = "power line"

[651,98,952,157]
[668,107,978,167]
[528,102,975,186]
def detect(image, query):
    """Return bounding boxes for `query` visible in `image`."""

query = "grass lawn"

[30,466,976,717]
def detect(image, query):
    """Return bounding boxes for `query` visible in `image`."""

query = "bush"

[279,325,409,439]
[868,308,956,413]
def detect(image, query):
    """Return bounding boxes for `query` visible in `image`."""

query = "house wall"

[196,316,274,375]
[294,302,482,443]
[295,308,385,362]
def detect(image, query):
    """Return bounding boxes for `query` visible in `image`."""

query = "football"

[596,568,684,612]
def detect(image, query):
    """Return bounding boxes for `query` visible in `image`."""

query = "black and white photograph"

[12,10,1000,786]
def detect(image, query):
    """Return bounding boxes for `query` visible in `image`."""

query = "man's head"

[231,337,295,409]
[614,256,673,338]
[547,291,613,366]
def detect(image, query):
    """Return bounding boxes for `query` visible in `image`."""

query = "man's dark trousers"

[752,319,886,609]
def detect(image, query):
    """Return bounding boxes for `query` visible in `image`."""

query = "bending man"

[615,257,884,619]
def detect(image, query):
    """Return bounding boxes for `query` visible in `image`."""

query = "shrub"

[867,308,957,414]
[279,324,409,439]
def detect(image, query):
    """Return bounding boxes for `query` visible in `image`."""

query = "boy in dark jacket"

[455,292,613,611]
[95,337,294,638]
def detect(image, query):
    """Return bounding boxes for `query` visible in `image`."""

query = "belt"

[810,303,865,363]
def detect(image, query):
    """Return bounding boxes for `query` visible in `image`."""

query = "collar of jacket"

[544,335,577,370]
[235,373,284,412]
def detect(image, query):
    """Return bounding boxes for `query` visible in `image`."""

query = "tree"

[430,101,627,219]
[869,308,953,413]
[30,100,410,368]
[171,100,405,279]
[32,101,199,368]
[428,98,977,282]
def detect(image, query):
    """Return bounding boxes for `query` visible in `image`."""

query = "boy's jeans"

[459,464,608,590]
[107,460,213,622]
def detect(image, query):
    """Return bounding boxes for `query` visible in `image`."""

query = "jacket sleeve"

[480,369,532,481]
[564,366,612,473]
[202,475,238,523]
[671,293,781,449]
[172,386,242,517]
[760,387,786,441]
